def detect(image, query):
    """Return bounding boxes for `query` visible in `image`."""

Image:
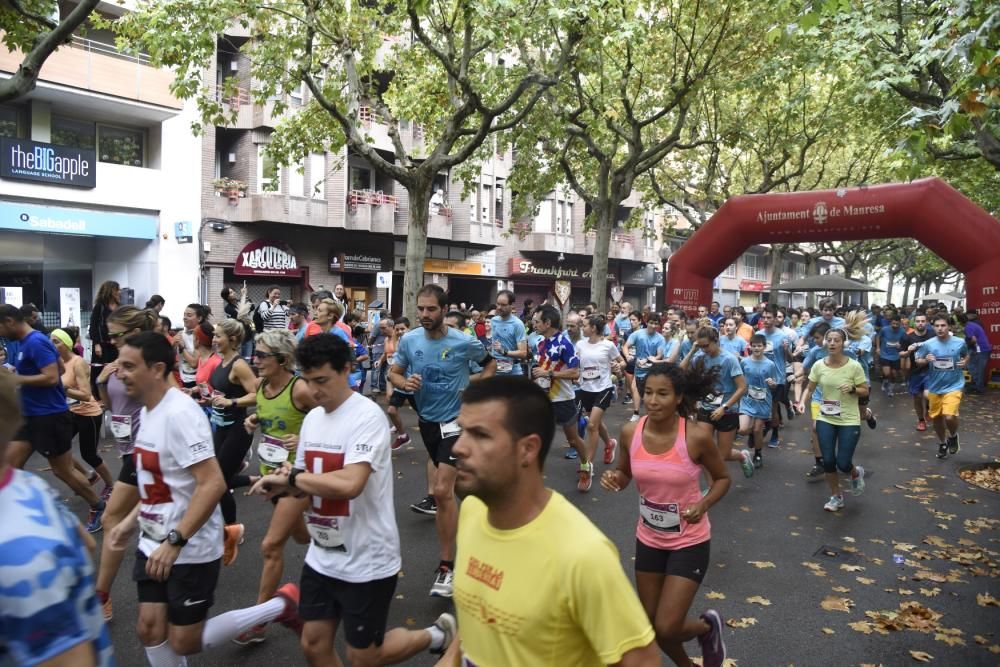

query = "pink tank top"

[630,416,710,550]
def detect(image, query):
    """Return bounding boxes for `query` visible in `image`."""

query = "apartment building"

[0,2,202,331]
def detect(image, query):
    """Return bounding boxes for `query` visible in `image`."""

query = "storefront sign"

[235,239,301,277]
[0,200,157,239]
[621,264,655,286]
[330,251,390,273]
[424,258,483,276]
[739,280,768,292]
[508,258,616,283]
[1,138,96,188]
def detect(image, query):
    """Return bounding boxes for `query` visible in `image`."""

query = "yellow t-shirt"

[808,357,867,426]
[454,492,655,666]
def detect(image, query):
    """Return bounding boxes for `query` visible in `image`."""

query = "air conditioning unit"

[230,61,239,71]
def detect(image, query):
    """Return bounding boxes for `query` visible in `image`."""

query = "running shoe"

[85,504,105,533]
[100,484,113,503]
[823,495,845,512]
[564,447,579,460]
[623,396,634,405]
[233,625,267,645]
[865,410,877,430]
[916,420,927,432]
[739,450,754,478]
[806,463,825,481]
[851,465,865,496]
[391,433,411,450]
[753,452,763,469]
[629,413,640,423]
[697,609,727,667]
[223,523,245,566]
[273,583,303,635]
[947,434,960,455]
[936,443,949,460]
[577,462,593,492]
[410,495,437,515]
[429,567,454,598]
[767,433,780,448]
[429,613,457,655]
[603,438,618,465]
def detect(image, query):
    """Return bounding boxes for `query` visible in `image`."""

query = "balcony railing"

[348,189,397,211]
[70,36,152,65]
[216,85,250,108]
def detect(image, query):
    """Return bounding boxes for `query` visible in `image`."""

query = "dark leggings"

[212,420,253,525]
[72,413,105,469]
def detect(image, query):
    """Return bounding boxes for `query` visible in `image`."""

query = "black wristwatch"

[166,529,188,547]
[288,467,305,489]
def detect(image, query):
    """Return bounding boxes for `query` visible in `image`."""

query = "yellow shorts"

[927,391,962,419]
[811,401,820,421]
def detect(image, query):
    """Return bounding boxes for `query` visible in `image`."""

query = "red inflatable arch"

[664,177,1000,375]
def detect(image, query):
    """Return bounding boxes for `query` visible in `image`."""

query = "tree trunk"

[860,267,870,308]
[885,269,895,306]
[805,255,819,309]
[402,177,434,323]
[766,245,784,306]
[901,276,911,306]
[589,203,615,314]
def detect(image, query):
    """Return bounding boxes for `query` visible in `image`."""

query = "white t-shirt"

[576,338,619,393]
[179,330,196,383]
[295,392,400,583]
[135,388,223,565]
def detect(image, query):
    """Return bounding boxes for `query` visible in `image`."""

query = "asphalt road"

[38,386,1000,666]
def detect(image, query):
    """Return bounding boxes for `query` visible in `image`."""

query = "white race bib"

[748,386,767,401]
[820,400,842,416]
[496,359,514,374]
[886,341,900,348]
[536,376,551,389]
[764,342,774,353]
[932,358,955,370]
[110,414,132,440]
[440,420,462,439]
[305,512,344,550]
[636,358,652,370]
[258,434,289,465]
[138,509,168,542]
[582,366,601,380]
[639,497,681,533]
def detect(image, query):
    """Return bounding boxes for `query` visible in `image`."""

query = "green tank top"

[256,376,308,473]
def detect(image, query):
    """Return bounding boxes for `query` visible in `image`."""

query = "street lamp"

[658,244,672,308]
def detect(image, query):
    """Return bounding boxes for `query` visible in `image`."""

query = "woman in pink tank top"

[600,363,732,667]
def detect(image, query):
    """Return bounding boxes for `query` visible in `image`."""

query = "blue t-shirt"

[846,335,873,383]
[693,350,743,413]
[916,336,969,394]
[679,337,694,360]
[0,469,114,667]
[760,327,792,385]
[802,346,829,403]
[626,330,667,378]
[394,328,487,423]
[708,312,725,327]
[14,330,67,417]
[614,315,633,344]
[490,315,526,376]
[720,335,746,358]
[739,356,780,418]
[804,316,846,346]
[877,325,905,361]
[526,332,544,360]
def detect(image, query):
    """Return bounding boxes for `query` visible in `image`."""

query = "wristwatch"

[288,467,305,489]
[166,529,188,547]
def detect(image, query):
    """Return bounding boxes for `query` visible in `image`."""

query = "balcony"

[525,232,575,254]
[346,189,396,234]
[0,37,181,111]
[428,207,454,240]
[206,192,328,226]
[216,86,254,129]
[584,230,637,260]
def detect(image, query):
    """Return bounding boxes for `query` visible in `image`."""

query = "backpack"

[252,302,265,333]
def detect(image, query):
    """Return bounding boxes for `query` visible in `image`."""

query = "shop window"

[98,124,144,166]
[0,106,18,138]
[51,116,96,150]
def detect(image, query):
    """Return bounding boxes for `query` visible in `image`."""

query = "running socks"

[201,596,286,650]
[145,639,187,667]
[426,623,447,651]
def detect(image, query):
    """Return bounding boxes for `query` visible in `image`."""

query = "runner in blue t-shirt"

[0,305,106,532]
[623,314,668,422]
[489,290,527,376]
[760,306,794,448]
[738,334,781,472]
[874,314,906,395]
[915,315,969,460]
[720,318,747,358]
[388,286,494,598]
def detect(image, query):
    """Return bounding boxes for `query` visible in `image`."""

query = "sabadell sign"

[234,239,301,277]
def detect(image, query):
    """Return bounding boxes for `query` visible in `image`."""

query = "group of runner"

[0,287,980,667]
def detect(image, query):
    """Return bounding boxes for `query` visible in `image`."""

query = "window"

[309,153,325,199]
[349,166,371,191]
[289,157,305,197]
[742,253,766,280]
[481,184,492,223]
[258,145,279,192]
[51,116,96,150]
[98,124,144,166]
[722,262,737,278]
[0,106,18,138]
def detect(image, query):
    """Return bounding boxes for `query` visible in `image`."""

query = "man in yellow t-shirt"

[437,376,658,667]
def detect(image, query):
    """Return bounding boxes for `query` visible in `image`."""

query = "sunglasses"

[108,330,132,339]
[253,351,279,360]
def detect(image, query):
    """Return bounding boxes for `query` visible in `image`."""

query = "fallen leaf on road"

[821,628,835,635]
[820,595,854,612]
[899,589,915,595]
[977,593,999,607]
[843,536,856,543]
[748,560,775,569]
[705,591,726,600]
[909,650,933,662]
[856,577,875,585]
[973,635,989,645]
[934,633,965,647]
[746,596,771,606]
[849,621,874,634]
[726,617,757,629]
[832,585,850,593]
[919,587,940,597]
[840,564,865,572]
[739,506,751,512]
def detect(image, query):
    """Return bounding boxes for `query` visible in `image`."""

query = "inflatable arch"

[664,177,1000,375]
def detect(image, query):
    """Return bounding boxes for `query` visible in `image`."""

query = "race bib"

[496,359,514,374]
[639,497,681,533]
[700,393,723,412]
[305,512,345,550]
[536,376,551,389]
[886,341,900,348]
[636,358,652,370]
[258,434,289,465]
[582,366,601,380]
[932,358,955,370]
[110,414,132,440]
[138,509,168,542]
[440,420,462,439]
[748,386,767,401]
[820,400,842,416]
[764,342,774,353]
[387,354,395,366]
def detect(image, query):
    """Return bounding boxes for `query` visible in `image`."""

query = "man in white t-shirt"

[108,332,301,666]
[251,332,455,666]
